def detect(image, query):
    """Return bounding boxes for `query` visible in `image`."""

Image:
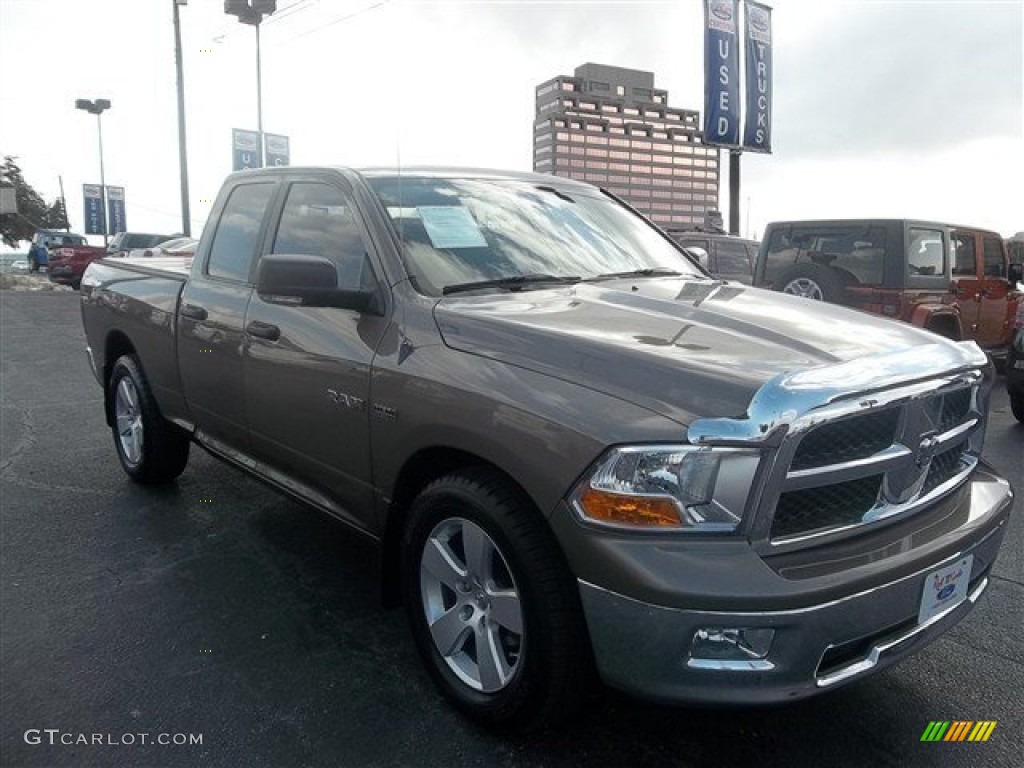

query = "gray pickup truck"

[80,167,1013,731]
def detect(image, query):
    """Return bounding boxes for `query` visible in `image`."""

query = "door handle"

[246,321,281,341]
[181,303,208,321]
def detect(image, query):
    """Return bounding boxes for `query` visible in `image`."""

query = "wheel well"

[926,314,961,341]
[380,447,530,608]
[103,332,137,425]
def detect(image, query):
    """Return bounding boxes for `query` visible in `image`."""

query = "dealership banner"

[703,0,742,147]
[107,186,127,234]
[83,184,105,235]
[264,133,290,167]
[232,129,263,171]
[743,1,773,152]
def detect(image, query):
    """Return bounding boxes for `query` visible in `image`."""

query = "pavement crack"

[0,406,36,475]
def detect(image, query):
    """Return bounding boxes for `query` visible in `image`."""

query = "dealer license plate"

[918,555,973,625]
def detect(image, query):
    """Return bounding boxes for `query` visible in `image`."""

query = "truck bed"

[81,257,192,429]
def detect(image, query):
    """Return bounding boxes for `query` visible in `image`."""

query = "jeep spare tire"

[776,263,846,303]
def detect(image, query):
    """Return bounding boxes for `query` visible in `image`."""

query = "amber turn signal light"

[578,487,681,528]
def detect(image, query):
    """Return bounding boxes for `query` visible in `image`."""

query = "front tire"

[1011,390,1024,423]
[108,355,190,484]
[401,469,590,731]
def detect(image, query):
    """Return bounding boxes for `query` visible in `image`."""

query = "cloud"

[773,0,1023,158]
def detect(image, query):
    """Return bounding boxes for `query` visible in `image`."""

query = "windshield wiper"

[585,267,685,282]
[442,274,582,296]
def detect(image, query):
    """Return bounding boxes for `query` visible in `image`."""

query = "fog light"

[688,628,775,670]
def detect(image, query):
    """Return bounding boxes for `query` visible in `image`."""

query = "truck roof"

[225,165,595,190]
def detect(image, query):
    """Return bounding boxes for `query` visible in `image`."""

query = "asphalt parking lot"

[2,290,1021,768]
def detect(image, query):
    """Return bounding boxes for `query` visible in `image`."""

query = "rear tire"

[108,355,190,484]
[401,468,591,732]
[777,263,846,303]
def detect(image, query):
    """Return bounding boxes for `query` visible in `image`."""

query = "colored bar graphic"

[921,720,996,742]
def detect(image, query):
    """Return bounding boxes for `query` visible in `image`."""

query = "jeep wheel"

[777,263,846,303]
[108,355,190,484]
[401,469,590,731]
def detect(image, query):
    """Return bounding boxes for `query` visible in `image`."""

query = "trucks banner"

[743,1,773,152]
[83,184,105,236]
[264,134,290,167]
[107,186,127,234]
[702,0,742,147]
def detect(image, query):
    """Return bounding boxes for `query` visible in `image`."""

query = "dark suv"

[755,219,1023,363]
[667,230,759,284]
[106,232,175,258]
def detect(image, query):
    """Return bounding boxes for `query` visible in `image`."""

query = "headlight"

[571,445,761,532]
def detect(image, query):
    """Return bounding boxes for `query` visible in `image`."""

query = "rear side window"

[716,240,752,276]
[907,228,945,277]
[983,235,1005,278]
[762,225,886,286]
[952,233,976,276]
[207,183,275,282]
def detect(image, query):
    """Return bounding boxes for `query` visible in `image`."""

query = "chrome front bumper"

[578,475,1011,705]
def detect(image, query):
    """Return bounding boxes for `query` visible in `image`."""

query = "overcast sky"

[0,0,1020,246]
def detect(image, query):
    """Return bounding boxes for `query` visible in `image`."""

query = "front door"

[243,178,390,531]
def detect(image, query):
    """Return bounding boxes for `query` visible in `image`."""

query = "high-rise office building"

[533,63,720,228]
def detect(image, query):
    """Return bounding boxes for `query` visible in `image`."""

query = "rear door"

[950,229,982,341]
[178,179,278,452]
[243,175,390,531]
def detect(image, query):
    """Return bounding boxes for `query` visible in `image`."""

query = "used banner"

[702,0,742,147]
[83,184,105,235]
[743,1,773,152]
[232,129,263,171]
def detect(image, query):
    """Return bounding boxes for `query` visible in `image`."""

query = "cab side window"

[207,183,275,282]
[272,182,373,291]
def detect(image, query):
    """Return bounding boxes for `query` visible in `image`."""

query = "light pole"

[173,0,191,236]
[75,98,112,247]
[225,1,277,164]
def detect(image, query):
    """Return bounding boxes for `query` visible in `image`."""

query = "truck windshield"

[367,175,701,296]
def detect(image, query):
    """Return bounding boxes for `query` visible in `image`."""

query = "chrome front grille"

[768,384,982,544]
[790,409,900,471]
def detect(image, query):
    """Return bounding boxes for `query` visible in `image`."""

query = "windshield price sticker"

[918,555,972,625]
[417,206,488,249]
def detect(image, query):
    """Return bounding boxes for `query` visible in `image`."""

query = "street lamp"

[225,1,278,164]
[75,98,112,247]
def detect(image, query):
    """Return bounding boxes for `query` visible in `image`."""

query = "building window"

[586,135,608,145]
[624,107,640,116]
[590,81,610,91]
[570,133,585,143]
[585,173,607,182]
[616,85,625,96]
[585,123,605,132]
[586,148,608,158]
[561,82,576,91]
[632,140,652,150]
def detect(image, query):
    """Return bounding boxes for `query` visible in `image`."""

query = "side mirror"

[685,246,711,270]
[256,254,379,313]
[1008,262,1023,284]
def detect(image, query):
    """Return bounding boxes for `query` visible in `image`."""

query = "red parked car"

[46,243,110,289]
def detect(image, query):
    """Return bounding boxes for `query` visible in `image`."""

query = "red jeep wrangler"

[755,219,1023,365]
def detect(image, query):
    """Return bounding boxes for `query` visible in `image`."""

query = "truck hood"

[434,278,961,424]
